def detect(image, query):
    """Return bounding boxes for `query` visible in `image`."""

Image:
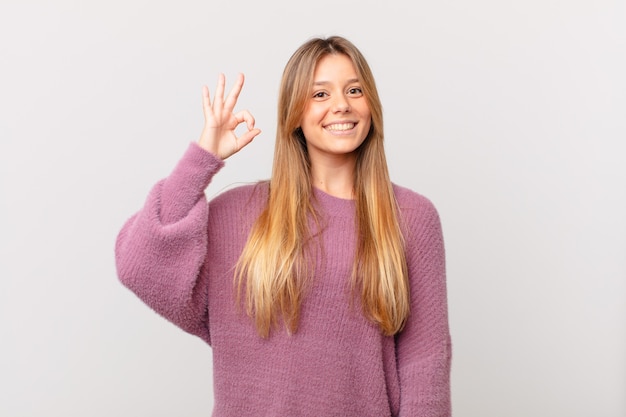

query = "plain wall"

[1,0,624,416]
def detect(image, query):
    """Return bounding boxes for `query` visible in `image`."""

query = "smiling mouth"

[325,122,355,131]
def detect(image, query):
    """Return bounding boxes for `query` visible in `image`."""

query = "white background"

[1,1,624,416]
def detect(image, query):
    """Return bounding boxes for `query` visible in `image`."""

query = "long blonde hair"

[236,36,409,338]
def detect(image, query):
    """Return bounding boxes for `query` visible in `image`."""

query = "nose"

[333,94,351,113]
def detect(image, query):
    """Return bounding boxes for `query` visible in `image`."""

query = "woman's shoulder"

[208,181,269,212]
[392,183,444,246]
[392,183,439,216]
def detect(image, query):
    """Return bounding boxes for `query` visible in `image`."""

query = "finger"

[214,73,226,113]
[223,73,245,114]
[234,110,256,130]
[202,85,211,110]
[236,128,262,150]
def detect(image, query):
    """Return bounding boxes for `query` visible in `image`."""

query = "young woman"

[115,36,451,417]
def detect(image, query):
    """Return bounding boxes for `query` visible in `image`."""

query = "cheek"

[303,107,326,126]
[362,115,372,134]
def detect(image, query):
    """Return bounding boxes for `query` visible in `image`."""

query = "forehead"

[312,53,358,81]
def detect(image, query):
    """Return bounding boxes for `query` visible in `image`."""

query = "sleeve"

[396,197,452,417]
[114,142,225,345]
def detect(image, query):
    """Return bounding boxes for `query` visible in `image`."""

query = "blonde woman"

[116,36,451,417]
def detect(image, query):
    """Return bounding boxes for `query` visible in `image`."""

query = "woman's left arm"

[396,196,452,417]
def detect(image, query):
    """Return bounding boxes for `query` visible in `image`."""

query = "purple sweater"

[115,143,451,417]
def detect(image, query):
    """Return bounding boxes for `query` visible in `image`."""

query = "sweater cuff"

[159,142,225,224]
[166,142,224,193]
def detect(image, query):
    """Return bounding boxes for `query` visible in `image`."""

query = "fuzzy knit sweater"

[115,142,451,417]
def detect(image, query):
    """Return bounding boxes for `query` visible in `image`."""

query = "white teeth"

[326,123,355,131]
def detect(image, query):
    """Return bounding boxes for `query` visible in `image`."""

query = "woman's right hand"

[198,73,261,160]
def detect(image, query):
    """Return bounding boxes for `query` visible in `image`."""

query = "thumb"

[235,128,261,150]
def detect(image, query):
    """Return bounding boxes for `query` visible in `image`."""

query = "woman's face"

[299,54,372,163]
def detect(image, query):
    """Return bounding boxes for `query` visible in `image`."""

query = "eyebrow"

[313,78,360,86]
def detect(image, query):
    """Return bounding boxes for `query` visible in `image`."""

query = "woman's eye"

[313,91,327,98]
[348,87,363,96]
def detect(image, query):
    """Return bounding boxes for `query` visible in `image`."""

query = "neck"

[310,154,356,199]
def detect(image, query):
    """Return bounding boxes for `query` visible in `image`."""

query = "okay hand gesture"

[198,73,261,160]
